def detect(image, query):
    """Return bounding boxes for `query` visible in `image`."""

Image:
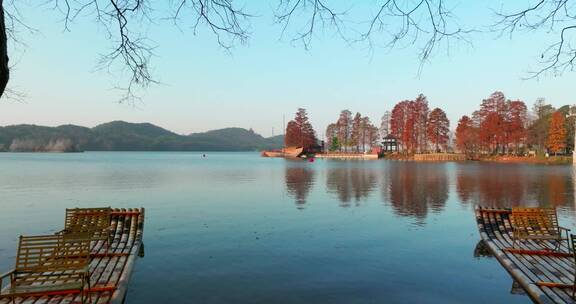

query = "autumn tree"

[505,100,528,154]
[351,112,362,152]
[547,111,567,155]
[556,105,576,154]
[389,95,431,153]
[479,112,503,154]
[364,121,379,152]
[336,110,353,151]
[390,101,409,152]
[329,111,378,153]
[427,108,450,152]
[285,108,317,149]
[412,94,430,153]
[455,115,477,156]
[285,121,300,147]
[529,99,555,154]
[359,116,379,152]
[476,92,507,154]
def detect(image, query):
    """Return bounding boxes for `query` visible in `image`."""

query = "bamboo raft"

[0,208,145,304]
[476,207,576,304]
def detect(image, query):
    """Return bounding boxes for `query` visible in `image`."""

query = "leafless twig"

[274,0,470,71]
[494,0,576,78]
[46,0,252,103]
[274,0,347,50]
[170,0,252,51]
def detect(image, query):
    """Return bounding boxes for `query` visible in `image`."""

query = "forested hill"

[0,121,284,152]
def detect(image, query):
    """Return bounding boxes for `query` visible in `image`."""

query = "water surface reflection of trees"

[381,162,448,224]
[285,165,316,209]
[456,164,574,208]
[326,164,378,207]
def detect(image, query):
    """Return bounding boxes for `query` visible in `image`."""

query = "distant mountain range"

[0,121,284,152]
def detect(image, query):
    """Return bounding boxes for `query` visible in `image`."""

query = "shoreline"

[384,153,573,165]
[1,151,573,165]
[478,155,572,165]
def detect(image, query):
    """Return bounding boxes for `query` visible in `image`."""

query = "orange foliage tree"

[427,108,450,152]
[547,111,567,155]
[351,112,362,151]
[390,95,431,153]
[390,100,409,152]
[475,92,506,153]
[505,100,528,152]
[469,92,528,155]
[285,108,317,149]
[455,115,477,156]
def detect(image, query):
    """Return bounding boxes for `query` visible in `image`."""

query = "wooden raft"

[476,207,575,304]
[0,208,145,304]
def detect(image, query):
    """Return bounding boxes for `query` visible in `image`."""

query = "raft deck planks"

[476,207,575,304]
[0,208,145,304]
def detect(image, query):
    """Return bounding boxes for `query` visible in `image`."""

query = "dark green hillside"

[186,128,280,151]
[89,121,180,151]
[0,121,283,152]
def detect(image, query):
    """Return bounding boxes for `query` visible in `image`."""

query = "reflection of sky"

[2,2,576,136]
[1,153,573,303]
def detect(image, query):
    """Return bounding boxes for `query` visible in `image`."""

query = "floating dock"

[0,208,145,304]
[476,207,575,304]
[315,153,378,160]
[413,153,466,161]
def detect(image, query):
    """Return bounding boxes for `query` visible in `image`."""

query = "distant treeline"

[284,92,573,156]
[0,121,283,152]
[383,95,450,153]
[455,92,574,156]
[283,108,381,153]
[284,94,449,153]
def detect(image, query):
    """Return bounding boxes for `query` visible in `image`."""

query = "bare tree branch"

[494,0,576,78]
[359,0,470,69]
[274,0,347,50]
[274,0,470,71]
[170,0,252,51]
[43,0,252,103]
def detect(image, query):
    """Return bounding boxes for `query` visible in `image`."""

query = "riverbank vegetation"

[325,111,379,152]
[385,95,450,154]
[454,92,575,159]
[284,108,318,150]
[285,92,574,162]
[320,94,450,154]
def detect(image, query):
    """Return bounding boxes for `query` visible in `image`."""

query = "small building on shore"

[382,134,399,153]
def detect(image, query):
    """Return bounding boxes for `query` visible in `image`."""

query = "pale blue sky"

[0,1,574,137]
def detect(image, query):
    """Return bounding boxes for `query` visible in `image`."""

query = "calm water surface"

[1,152,576,303]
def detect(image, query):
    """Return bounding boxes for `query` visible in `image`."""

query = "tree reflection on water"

[283,160,575,220]
[284,164,316,209]
[326,165,378,207]
[382,162,448,225]
[456,163,574,208]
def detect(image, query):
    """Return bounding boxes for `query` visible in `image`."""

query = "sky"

[0,1,574,138]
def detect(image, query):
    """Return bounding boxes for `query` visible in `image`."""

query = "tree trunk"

[0,1,9,98]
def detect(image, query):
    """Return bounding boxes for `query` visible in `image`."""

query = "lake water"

[1,152,575,303]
